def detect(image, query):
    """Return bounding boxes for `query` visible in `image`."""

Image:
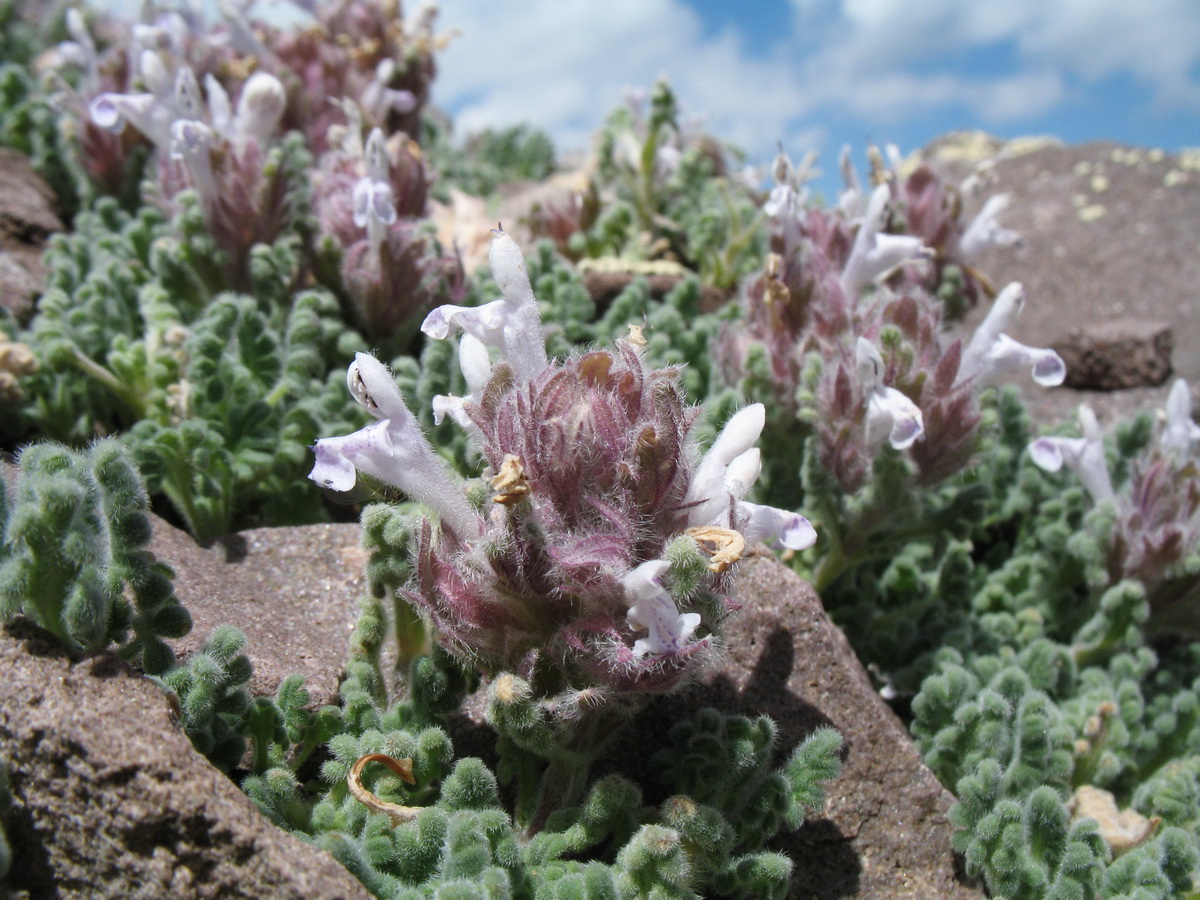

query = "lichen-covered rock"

[0,619,372,900]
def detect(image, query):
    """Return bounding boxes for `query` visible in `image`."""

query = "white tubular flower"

[685,404,765,528]
[59,8,99,92]
[958,193,1022,264]
[90,91,161,139]
[1028,405,1114,501]
[683,404,818,552]
[738,501,817,551]
[90,49,177,148]
[139,48,173,100]
[432,333,492,438]
[422,298,507,346]
[353,128,398,254]
[1161,378,1200,454]
[173,66,204,121]
[422,228,548,381]
[218,0,272,58]
[362,59,417,120]
[232,72,286,150]
[867,388,924,450]
[959,282,1066,388]
[623,560,700,658]
[723,448,762,499]
[763,183,798,218]
[169,117,217,207]
[883,143,904,175]
[841,184,932,296]
[764,145,816,219]
[310,353,482,538]
[204,74,233,137]
[857,337,924,451]
[968,334,1066,387]
[655,145,682,177]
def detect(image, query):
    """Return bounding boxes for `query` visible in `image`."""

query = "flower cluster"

[1030,381,1200,635]
[55,1,454,305]
[838,143,1023,314]
[719,149,1063,503]
[312,120,465,340]
[313,229,814,684]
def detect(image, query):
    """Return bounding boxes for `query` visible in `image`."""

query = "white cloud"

[429,0,1200,177]
[432,0,810,160]
[795,0,1200,113]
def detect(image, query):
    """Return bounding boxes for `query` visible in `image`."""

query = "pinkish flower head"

[314,231,818,690]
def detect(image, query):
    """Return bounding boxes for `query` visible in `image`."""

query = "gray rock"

[150,515,369,709]
[1053,318,1173,390]
[0,618,373,900]
[0,148,61,323]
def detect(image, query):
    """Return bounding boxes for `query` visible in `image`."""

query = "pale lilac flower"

[352,128,398,254]
[684,403,817,548]
[763,145,816,253]
[1160,378,1200,455]
[422,227,548,380]
[231,72,286,150]
[857,337,924,451]
[89,50,177,148]
[1029,404,1114,501]
[739,501,818,551]
[130,8,189,64]
[958,194,1022,264]
[58,8,99,93]
[217,0,273,58]
[655,144,683,177]
[90,90,163,141]
[763,184,800,219]
[167,68,219,208]
[310,353,482,538]
[722,448,762,499]
[361,58,417,122]
[623,560,701,658]
[169,118,217,207]
[841,184,933,296]
[959,282,1065,387]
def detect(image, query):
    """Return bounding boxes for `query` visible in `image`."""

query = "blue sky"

[430,0,1200,195]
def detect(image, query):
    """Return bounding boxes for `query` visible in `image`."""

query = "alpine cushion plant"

[311,228,816,832]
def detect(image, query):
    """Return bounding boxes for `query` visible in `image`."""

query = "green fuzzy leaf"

[442,758,502,811]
